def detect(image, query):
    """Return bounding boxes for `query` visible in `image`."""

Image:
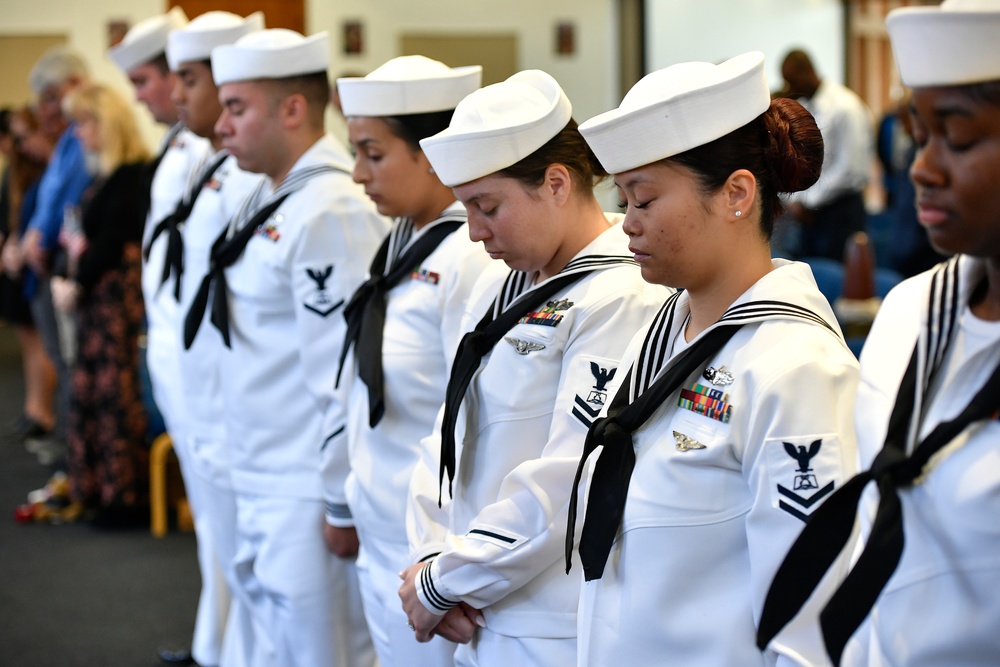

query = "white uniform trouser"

[454,631,575,667]
[355,531,456,667]
[188,442,251,667]
[232,493,375,667]
[148,333,228,666]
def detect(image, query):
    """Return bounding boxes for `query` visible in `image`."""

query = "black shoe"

[7,415,49,442]
[157,645,195,664]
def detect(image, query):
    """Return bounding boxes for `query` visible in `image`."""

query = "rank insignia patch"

[768,437,840,523]
[504,336,545,355]
[411,267,441,285]
[572,361,617,428]
[678,383,733,423]
[518,298,573,327]
[303,265,344,318]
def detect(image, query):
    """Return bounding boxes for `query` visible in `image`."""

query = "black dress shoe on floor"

[157,645,195,664]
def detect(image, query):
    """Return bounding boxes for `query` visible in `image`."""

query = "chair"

[149,433,192,537]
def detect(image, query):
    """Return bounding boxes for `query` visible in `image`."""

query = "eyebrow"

[615,174,650,190]
[933,104,975,120]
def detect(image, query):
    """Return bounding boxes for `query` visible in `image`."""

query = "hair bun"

[763,97,824,193]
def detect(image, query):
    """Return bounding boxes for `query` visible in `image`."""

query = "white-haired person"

[333,56,490,667]
[760,1,1000,665]
[566,52,860,666]
[398,70,665,666]
[184,28,386,667]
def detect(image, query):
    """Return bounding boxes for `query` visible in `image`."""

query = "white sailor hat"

[108,7,188,73]
[579,51,770,174]
[167,11,265,71]
[337,56,482,117]
[887,0,1000,87]
[212,29,329,86]
[419,69,572,187]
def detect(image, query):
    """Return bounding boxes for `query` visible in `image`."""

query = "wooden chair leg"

[149,433,173,538]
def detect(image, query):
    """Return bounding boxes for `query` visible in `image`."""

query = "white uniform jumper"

[576,260,859,667]
[217,135,387,667]
[144,125,210,443]
[843,256,1000,666]
[336,203,490,667]
[408,220,665,666]
[177,151,263,667]
[142,125,224,665]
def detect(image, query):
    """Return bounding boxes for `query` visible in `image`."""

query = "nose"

[351,156,368,185]
[621,209,641,238]
[170,80,184,108]
[466,212,492,243]
[909,138,946,191]
[215,108,231,139]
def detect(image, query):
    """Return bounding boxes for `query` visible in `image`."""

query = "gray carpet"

[0,324,201,667]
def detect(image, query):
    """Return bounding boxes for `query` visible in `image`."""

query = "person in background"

[18,48,92,465]
[333,55,487,667]
[166,10,266,666]
[399,69,665,666]
[51,83,150,526]
[781,49,874,261]
[187,28,385,666]
[0,107,56,446]
[760,2,1000,664]
[569,52,859,666]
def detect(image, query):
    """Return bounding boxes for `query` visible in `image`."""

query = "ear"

[722,168,756,220]
[280,93,308,130]
[542,163,573,206]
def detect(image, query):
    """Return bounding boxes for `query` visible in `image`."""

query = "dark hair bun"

[763,97,824,193]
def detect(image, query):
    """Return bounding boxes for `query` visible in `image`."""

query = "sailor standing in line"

[567,52,859,667]
[332,55,489,667]
[164,11,266,667]
[108,10,220,666]
[398,70,665,666]
[759,2,1000,664]
[186,28,386,667]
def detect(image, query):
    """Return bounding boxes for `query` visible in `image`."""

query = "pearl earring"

[734,210,742,218]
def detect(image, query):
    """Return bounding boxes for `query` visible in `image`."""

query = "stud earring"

[734,210,742,218]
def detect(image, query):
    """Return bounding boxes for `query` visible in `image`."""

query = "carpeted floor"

[0,325,201,667]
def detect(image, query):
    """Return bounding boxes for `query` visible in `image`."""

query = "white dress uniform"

[144,126,211,443]
[177,151,263,667]
[335,202,490,667]
[841,256,1000,666]
[144,126,228,665]
[218,134,386,667]
[576,260,859,667]
[407,220,666,666]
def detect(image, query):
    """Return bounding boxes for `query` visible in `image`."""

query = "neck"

[970,257,1000,321]
[270,129,324,186]
[684,246,773,341]
[412,185,457,230]
[209,134,224,153]
[538,196,609,282]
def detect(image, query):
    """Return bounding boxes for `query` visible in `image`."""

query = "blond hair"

[63,83,150,175]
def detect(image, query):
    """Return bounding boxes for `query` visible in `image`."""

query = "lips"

[916,200,950,228]
[629,246,651,261]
